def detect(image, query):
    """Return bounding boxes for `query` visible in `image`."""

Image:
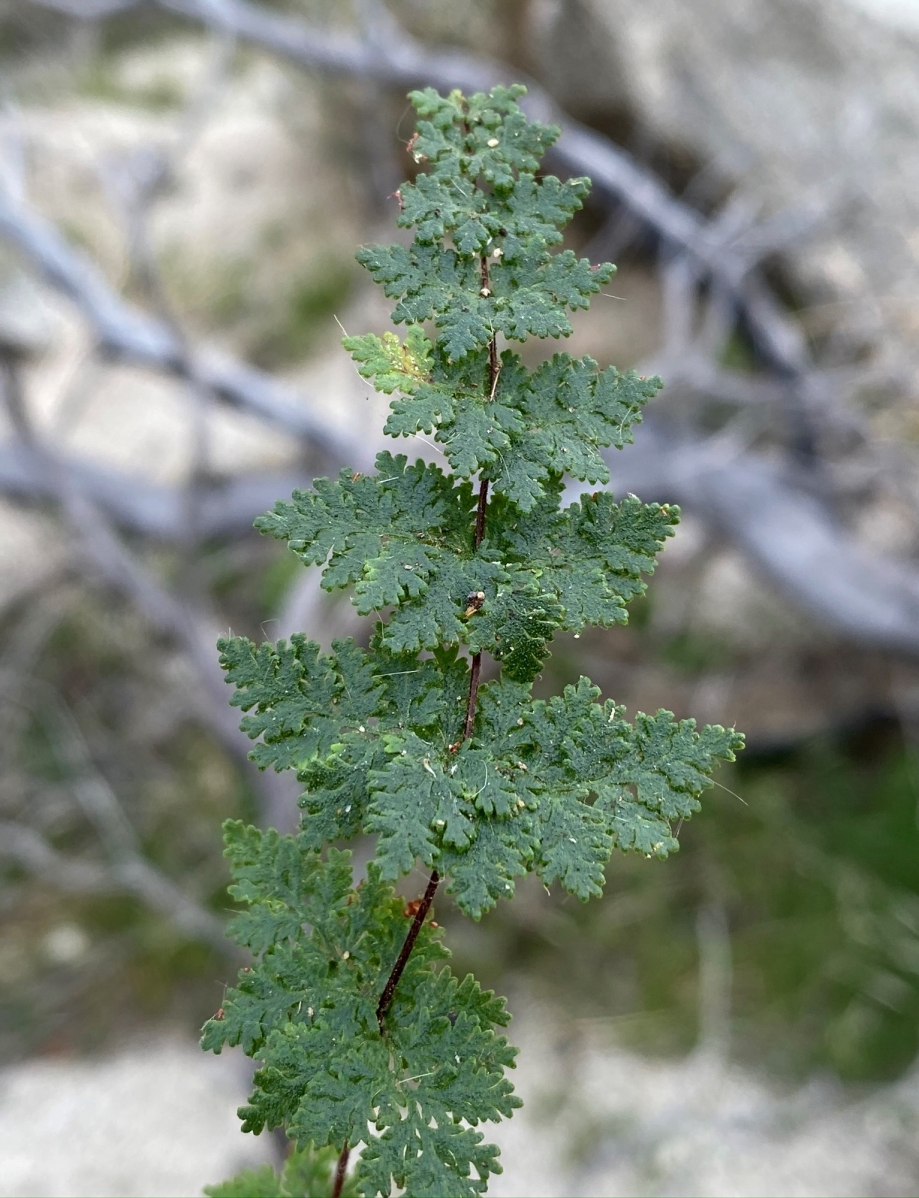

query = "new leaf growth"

[204,84,744,1198]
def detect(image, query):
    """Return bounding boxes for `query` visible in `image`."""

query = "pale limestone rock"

[529,0,919,398]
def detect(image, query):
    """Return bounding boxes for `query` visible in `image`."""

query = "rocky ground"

[3,1002,919,1198]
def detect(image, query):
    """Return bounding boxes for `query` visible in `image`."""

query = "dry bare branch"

[0,820,230,951]
[1,349,302,831]
[16,0,919,668]
[592,423,919,657]
[0,188,360,462]
[148,0,812,376]
[25,0,814,372]
[0,437,306,539]
[22,0,141,16]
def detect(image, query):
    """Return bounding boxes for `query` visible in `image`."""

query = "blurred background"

[4,0,919,1194]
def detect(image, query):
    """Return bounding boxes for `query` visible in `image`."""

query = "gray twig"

[0,438,309,539]
[23,0,820,378]
[15,0,919,664]
[0,351,302,831]
[21,0,142,15]
[585,423,919,657]
[0,185,361,461]
[0,820,229,951]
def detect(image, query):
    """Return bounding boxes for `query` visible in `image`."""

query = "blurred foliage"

[445,721,919,1084]
[249,256,357,369]
[205,1144,358,1198]
[5,562,919,1087]
[0,591,258,1060]
[658,630,736,676]
[79,58,185,111]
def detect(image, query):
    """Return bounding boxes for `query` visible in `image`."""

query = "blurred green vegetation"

[0,594,258,1060]
[659,629,736,675]
[5,559,919,1086]
[78,59,184,111]
[248,257,357,369]
[447,723,919,1084]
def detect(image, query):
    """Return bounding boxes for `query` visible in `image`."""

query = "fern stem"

[463,651,482,740]
[376,867,440,1032]
[375,316,499,1035]
[331,1143,350,1198]
[474,478,489,547]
